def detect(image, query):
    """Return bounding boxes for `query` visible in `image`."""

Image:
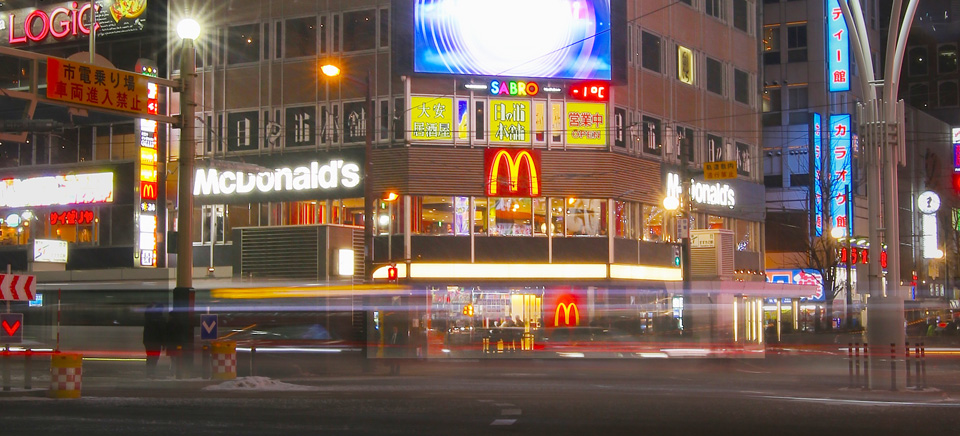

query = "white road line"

[494,403,514,407]
[491,419,517,426]
[501,409,522,416]
[760,395,960,407]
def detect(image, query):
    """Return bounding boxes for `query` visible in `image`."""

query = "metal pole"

[845,184,852,329]
[174,35,197,375]
[680,137,692,336]
[88,0,96,64]
[364,70,374,283]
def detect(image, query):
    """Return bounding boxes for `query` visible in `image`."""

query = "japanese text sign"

[565,102,607,146]
[410,96,454,141]
[46,57,149,115]
[703,160,738,180]
[830,114,852,236]
[827,0,851,92]
[813,113,824,237]
[489,100,530,143]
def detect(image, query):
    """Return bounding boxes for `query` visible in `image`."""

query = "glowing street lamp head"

[662,196,680,211]
[830,226,845,239]
[177,18,201,40]
[321,64,341,77]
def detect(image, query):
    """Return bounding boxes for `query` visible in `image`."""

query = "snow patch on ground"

[202,376,319,391]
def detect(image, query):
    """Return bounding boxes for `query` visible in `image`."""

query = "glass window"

[736,142,752,176]
[332,198,364,226]
[939,81,958,107]
[939,44,958,74]
[320,16,328,54]
[550,198,565,236]
[489,198,532,236]
[708,215,725,230]
[641,31,661,73]
[734,69,749,104]
[380,8,390,48]
[565,198,606,237]
[706,0,724,20]
[706,58,723,95]
[343,10,377,52]
[473,198,488,234]
[707,134,724,162]
[642,204,664,242]
[786,25,807,63]
[763,26,780,65]
[451,196,471,235]
[677,126,695,162]
[762,88,781,126]
[733,0,749,32]
[420,196,454,235]
[227,24,260,64]
[909,83,929,108]
[333,14,340,52]
[642,116,662,155]
[285,17,317,58]
[615,201,639,239]
[533,198,548,235]
[909,46,927,76]
[736,220,758,251]
[787,87,808,110]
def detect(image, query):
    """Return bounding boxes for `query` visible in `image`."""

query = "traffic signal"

[673,246,681,267]
[462,304,474,317]
[952,173,960,194]
[387,264,398,282]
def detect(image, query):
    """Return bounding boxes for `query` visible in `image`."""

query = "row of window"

[908,81,960,109]
[762,24,807,64]
[629,29,755,106]
[191,8,389,67]
[675,0,754,32]
[761,85,810,126]
[907,44,959,77]
[196,197,761,253]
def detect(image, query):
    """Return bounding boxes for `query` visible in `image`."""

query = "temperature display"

[569,81,610,101]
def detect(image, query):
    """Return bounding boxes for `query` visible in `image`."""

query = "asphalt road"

[2,355,959,435]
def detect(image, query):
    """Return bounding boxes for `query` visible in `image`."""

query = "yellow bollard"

[211,341,237,380]
[49,353,82,399]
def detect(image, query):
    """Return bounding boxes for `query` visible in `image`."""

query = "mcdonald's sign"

[140,181,158,200]
[548,293,584,328]
[484,148,541,197]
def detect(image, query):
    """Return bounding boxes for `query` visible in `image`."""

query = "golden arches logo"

[554,301,580,327]
[486,149,540,196]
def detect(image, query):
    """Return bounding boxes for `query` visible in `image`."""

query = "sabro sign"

[194,160,361,196]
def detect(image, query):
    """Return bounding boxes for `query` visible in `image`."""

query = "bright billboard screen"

[413,0,612,80]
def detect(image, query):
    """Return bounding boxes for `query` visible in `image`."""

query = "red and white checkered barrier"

[211,341,236,380]
[0,274,36,301]
[49,353,82,398]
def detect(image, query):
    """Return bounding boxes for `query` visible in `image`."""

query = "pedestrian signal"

[673,246,681,267]
[387,265,398,281]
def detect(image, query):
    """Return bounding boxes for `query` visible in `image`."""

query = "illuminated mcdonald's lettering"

[554,301,580,327]
[485,148,541,197]
[140,181,158,200]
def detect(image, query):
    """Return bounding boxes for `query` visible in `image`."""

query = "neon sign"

[7,2,99,45]
[569,81,609,101]
[829,114,851,236]
[194,160,361,196]
[827,0,850,92]
[0,172,114,208]
[666,172,736,208]
[490,80,539,97]
[485,148,541,197]
[813,113,823,236]
[49,209,95,226]
[137,63,159,267]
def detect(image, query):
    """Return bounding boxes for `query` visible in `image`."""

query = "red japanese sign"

[49,209,95,226]
[46,57,150,115]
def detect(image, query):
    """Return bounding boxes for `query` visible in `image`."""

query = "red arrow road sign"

[2,319,20,336]
[0,274,36,301]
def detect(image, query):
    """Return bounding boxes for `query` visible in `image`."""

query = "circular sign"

[4,213,20,227]
[917,191,941,214]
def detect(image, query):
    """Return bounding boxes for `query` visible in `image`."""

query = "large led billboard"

[413,0,613,80]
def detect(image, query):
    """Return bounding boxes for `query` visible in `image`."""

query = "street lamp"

[322,64,374,283]
[662,193,690,333]
[173,17,199,376]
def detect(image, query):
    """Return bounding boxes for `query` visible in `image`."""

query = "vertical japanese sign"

[135,61,159,267]
[46,57,149,114]
[489,100,530,143]
[827,0,850,92]
[410,96,453,141]
[565,102,607,146]
[813,113,823,236]
[952,127,960,169]
[829,114,852,237]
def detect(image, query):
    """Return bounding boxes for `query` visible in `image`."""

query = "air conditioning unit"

[689,229,735,280]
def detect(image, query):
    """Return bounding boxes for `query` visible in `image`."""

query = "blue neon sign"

[813,113,823,237]
[829,114,852,236]
[827,0,851,92]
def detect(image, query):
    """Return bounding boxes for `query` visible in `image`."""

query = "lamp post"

[322,65,375,282]
[174,17,199,376]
